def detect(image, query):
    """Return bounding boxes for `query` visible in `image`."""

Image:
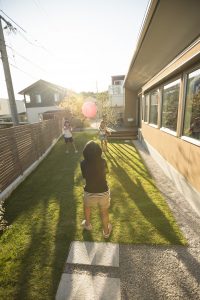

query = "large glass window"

[161,79,180,132]
[144,94,149,122]
[183,68,200,141]
[149,90,158,125]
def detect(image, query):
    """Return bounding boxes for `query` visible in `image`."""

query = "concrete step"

[108,130,138,140]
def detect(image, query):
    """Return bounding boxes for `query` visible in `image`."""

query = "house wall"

[25,89,65,108]
[137,40,200,213]
[140,123,200,193]
[124,88,138,127]
[26,106,62,123]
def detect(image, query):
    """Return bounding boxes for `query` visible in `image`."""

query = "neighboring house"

[0,98,27,128]
[18,79,67,123]
[124,0,200,215]
[108,75,125,123]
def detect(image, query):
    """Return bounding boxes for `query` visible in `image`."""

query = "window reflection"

[183,69,200,141]
[162,79,180,132]
[149,90,158,125]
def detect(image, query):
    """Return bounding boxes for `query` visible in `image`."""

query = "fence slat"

[0,119,61,193]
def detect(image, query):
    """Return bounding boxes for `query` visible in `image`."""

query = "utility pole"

[0,16,19,125]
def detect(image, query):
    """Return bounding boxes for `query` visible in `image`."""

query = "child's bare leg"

[104,140,108,151]
[84,206,91,226]
[101,140,104,151]
[72,142,78,152]
[100,208,109,234]
[65,142,69,153]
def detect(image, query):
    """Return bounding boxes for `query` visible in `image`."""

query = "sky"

[0,0,149,99]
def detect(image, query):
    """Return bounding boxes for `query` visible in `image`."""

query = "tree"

[59,92,87,127]
[96,91,118,125]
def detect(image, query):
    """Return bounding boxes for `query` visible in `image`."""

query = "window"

[54,93,60,102]
[114,80,123,86]
[161,79,180,132]
[149,90,159,125]
[25,95,31,103]
[183,68,200,141]
[144,94,149,122]
[35,94,41,103]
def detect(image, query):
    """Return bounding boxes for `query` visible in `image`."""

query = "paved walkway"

[56,140,200,300]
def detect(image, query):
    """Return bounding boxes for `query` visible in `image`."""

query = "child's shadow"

[82,229,94,241]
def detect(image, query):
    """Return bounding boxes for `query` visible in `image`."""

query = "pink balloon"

[82,101,97,118]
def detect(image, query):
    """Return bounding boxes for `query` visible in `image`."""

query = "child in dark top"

[80,140,112,238]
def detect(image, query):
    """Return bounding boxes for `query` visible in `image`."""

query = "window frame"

[160,77,181,135]
[149,89,159,127]
[181,64,200,146]
[143,93,149,123]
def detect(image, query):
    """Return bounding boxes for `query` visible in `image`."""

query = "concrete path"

[56,140,200,299]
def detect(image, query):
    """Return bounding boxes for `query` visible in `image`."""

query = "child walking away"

[80,141,112,239]
[98,120,110,152]
[63,120,78,153]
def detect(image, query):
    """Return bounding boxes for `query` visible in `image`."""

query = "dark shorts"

[64,137,73,143]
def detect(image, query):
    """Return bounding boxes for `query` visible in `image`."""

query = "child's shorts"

[99,134,107,141]
[64,136,73,143]
[83,190,110,209]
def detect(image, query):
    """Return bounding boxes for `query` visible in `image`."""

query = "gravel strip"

[117,140,200,299]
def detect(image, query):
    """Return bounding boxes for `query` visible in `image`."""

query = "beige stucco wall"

[141,123,200,193]
[124,89,138,127]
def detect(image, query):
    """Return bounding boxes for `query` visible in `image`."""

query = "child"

[80,141,112,238]
[63,120,78,153]
[98,120,110,151]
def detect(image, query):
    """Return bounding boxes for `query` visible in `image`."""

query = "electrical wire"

[0,37,47,74]
[0,9,26,32]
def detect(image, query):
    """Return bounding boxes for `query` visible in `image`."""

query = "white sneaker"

[75,150,78,153]
[81,220,92,231]
[103,223,112,239]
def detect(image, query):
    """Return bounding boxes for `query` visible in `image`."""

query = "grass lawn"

[0,131,187,299]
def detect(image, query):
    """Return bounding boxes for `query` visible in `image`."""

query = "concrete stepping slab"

[67,241,119,267]
[56,273,121,300]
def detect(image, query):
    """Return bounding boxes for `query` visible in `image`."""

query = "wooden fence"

[0,119,62,193]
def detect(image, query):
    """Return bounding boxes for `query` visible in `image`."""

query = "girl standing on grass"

[80,140,112,239]
[98,120,110,152]
[63,120,78,154]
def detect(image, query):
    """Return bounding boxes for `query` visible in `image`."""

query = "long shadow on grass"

[110,142,156,187]
[3,133,90,299]
[106,145,184,245]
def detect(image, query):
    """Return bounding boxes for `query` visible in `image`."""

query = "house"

[124,0,200,215]
[0,98,27,128]
[108,75,125,123]
[18,80,67,123]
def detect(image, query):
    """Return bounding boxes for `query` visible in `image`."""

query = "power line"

[0,56,37,79]
[6,44,48,73]
[0,37,48,74]
[0,9,26,32]
[9,62,37,80]
[0,11,53,55]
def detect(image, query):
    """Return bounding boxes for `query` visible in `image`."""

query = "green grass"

[0,131,187,299]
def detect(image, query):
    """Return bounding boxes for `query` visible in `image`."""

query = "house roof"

[124,0,200,91]
[18,79,67,95]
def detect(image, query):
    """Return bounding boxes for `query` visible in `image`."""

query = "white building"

[108,75,125,122]
[0,98,27,126]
